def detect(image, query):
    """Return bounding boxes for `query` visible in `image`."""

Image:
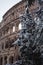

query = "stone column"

[15,23,18,32]
[12,53,15,63]
[7,55,10,64]
[9,25,13,34]
[7,26,11,34]
[4,41,5,50]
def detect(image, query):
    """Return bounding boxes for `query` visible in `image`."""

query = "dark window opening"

[9,56,14,64]
[12,12,14,16]
[15,46,16,49]
[5,41,9,48]
[4,56,7,65]
[0,57,3,65]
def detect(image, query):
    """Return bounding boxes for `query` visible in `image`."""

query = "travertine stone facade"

[0,0,43,65]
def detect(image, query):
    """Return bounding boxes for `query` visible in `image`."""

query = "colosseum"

[0,0,43,65]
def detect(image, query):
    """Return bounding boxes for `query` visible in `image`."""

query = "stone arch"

[9,56,14,64]
[0,57,3,65]
[5,41,9,48]
[4,56,7,65]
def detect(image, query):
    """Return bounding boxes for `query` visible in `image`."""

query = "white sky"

[0,0,21,22]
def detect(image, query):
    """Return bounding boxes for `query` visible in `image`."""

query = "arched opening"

[9,56,14,64]
[19,23,22,30]
[9,39,14,47]
[13,26,15,32]
[0,57,3,65]
[4,56,7,65]
[5,41,9,48]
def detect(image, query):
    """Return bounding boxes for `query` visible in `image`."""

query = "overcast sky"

[0,0,21,22]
